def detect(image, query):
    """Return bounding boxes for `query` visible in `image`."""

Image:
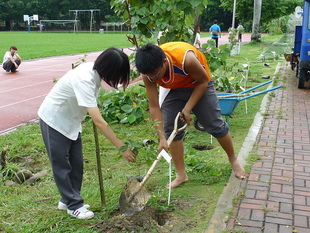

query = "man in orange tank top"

[135,42,246,189]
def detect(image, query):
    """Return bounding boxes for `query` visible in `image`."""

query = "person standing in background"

[194,30,201,48]
[209,20,221,48]
[237,23,244,42]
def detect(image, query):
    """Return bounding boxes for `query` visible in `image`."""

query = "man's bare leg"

[217,132,246,179]
[166,139,189,189]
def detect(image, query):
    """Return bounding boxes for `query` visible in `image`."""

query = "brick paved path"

[226,62,310,232]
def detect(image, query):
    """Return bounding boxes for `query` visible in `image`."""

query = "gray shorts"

[161,80,229,140]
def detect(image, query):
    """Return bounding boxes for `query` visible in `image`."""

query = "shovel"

[119,112,187,216]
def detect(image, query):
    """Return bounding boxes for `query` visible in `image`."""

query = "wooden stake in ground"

[1,145,8,169]
[92,122,106,208]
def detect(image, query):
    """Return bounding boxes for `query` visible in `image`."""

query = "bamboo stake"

[92,122,106,208]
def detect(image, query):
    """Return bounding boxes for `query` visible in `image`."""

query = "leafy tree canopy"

[111,0,208,47]
[0,0,115,29]
[200,0,233,31]
[220,0,303,27]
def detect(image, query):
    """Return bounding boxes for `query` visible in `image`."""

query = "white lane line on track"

[0,80,53,94]
[0,94,47,109]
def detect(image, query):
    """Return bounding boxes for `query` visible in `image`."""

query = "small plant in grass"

[200,40,231,73]
[244,152,262,174]
[200,40,244,92]
[97,85,148,124]
[228,28,239,50]
[1,162,20,181]
[212,67,243,93]
[119,139,142,156]
[146,194,176,213]
[141,144,159,166]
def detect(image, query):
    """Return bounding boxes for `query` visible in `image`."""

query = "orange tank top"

[157,41,212,89]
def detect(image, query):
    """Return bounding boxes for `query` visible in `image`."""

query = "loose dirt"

[93,197,197,233]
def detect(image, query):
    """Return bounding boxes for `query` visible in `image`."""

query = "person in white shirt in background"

[194,30,201,48]
[2,46,22,73]
[237,23,244,42]
[38,47,137,220]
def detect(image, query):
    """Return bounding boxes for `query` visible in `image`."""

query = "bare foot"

[231,159,246,179]
[166,176,189,189]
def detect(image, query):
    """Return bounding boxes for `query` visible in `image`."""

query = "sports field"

[1,31,133,60]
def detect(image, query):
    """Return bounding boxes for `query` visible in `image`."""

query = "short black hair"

[10,46,18,51]
[93,47,130,89]
[213,20,218,24]
[135,43,166,74]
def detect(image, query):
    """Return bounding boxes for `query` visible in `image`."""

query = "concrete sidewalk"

[207,62,310,233]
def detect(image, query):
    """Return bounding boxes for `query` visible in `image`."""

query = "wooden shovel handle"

[139,112,187,187]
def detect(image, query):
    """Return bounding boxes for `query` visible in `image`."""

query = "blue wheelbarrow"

[194,80,281,131]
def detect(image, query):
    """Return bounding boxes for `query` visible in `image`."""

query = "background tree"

[251,0,262,42]
[200,0,233,32]
[0,0,303,32]
[1,0,26,30]
[110,0,208,48]
[220,0,302,33]
[0,0,115,31]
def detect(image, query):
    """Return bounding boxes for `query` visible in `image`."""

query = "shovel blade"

[119,176,152,216]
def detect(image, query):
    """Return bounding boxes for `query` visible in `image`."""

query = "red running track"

[0,51,121,135]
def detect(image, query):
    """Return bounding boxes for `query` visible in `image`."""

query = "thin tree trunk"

[192,13,202,44]
[251,0,262,42]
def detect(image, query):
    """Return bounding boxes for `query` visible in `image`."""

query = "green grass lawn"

[1,31,133,60]
[0,32,286,232]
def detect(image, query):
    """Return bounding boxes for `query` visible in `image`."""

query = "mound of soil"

[192,145,216,151]
[93,206,171,232]
[93,197,197,233]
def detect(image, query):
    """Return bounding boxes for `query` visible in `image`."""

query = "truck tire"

[298,67,306,89]
[296,62,299,78]
[194,118,205,131]
[290,55,296,71]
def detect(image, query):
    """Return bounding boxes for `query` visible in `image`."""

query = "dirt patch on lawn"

[93,197,197,233]
[192,144,216,151]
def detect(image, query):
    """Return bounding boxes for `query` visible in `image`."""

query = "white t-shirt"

[38,62,101,140]
[194,33,201,45]
[3,51,19,63]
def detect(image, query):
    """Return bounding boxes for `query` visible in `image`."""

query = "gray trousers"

[161,80,229,140]
[3,59,21,72]
[40,119,84,210]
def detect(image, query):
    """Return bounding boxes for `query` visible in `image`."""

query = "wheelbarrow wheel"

[194,118,205,131]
